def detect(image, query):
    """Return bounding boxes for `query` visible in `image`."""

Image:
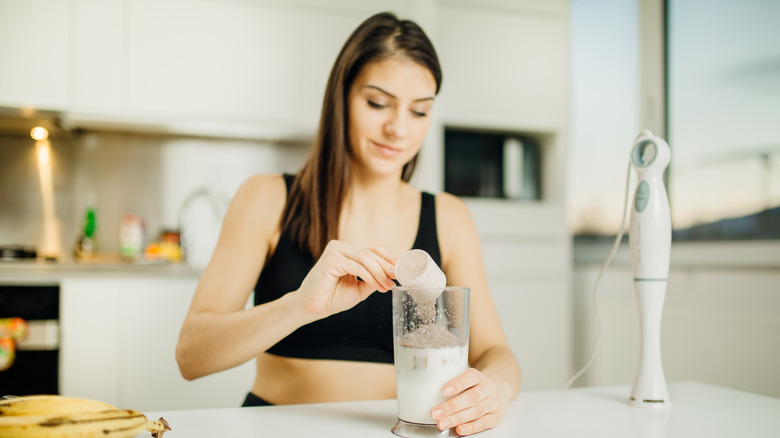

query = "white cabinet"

[490,276,570,390]
[433,0,571,390]
[435,1,568,130]
[291,9,366,130]
[470,203,572,391]
[61,276,254,411]
[67,0,394,137]
[1,0,569,138]
[71,0,123,114]
[118,277,255,411]
[437,0,568,16]
[60,279,122,404]
[572,245,780,398]
[0,0,70,110]
[119,1,400,134]
[0,0,398,136]
[124,0,296,127]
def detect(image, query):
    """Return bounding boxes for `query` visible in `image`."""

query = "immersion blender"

[627,130,672,409]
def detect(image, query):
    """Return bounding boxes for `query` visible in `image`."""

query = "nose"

[384,109,409,140]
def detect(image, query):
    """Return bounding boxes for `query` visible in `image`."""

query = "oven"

[0,284,60,396]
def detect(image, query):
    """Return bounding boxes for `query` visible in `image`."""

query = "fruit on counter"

[0,395,171,438]
[144,230,182,262]
[143,241,181,262]
[0,317,28,341]
[0,408,147,437]
[0,317,28,372]
[0,395,115,416]
[0,338,15,372]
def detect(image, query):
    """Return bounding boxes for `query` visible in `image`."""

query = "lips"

[373,141,403,158]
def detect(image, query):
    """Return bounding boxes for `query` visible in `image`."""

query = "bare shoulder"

[235,173,287,205]
[224,173,288,236]
[187,173,289,314]
[434,192,475,232]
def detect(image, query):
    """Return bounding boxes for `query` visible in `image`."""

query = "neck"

[342,167,408,221]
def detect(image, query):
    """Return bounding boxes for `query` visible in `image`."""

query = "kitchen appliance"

[627,130,672,409]
[565,130,672,410]
[0,246,37,261]
[392,286,470,437]
[0,285,61,396]
[444,128,541,200]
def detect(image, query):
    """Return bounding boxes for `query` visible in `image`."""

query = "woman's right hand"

[294,240,397,319]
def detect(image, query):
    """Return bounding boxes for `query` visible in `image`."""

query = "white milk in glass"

[394,344,469,424]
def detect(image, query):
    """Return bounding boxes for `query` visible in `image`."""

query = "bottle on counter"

[119,213,146,260]
[74,207,98,259]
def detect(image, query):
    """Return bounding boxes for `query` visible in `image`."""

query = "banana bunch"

[0,395,171,438]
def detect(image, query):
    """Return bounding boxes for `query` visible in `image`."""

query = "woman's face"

[347,57,437,178]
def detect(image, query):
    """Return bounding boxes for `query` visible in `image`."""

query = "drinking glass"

[391,286,470,437]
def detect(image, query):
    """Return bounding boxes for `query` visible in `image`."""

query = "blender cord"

[565,162,633,390]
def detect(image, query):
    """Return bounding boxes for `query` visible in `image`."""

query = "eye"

[368,100,386,109]
[411,110,428,118]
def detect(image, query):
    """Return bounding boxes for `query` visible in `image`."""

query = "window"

[667,0,780,239]
[569,0,640,238]
[570,0,780,241]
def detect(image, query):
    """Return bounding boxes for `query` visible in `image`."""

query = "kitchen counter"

[143,381,780,437]
[0,260,201,284]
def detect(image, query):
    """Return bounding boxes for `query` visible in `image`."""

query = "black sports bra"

[253,174,441,363]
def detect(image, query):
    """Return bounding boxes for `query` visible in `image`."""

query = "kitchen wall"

[0,131,309,260]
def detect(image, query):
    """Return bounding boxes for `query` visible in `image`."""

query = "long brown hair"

[282,12,442,257]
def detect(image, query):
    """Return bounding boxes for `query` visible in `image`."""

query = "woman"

[175,12,521,436]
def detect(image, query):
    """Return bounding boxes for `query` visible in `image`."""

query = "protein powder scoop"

[394,249,446,303]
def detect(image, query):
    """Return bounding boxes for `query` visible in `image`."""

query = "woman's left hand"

[430,368,510,436]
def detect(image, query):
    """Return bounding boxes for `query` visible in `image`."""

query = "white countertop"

[143,381,780,437]
[0,260,201,283]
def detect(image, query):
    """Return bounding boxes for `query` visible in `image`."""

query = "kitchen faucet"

[178,187,228,265]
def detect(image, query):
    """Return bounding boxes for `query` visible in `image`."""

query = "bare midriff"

[251,353,396,405]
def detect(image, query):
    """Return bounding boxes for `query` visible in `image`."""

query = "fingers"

[359,245,398,291]
[448,412,501,436]
[440,367,483,399]
[431,368,504,436]
[326,242,396,292]
[365,246,398,290]
[298,241,400,317]
[368,246,399,267]
[339,257,393,293]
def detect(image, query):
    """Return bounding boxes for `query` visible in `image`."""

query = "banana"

[147,416,172,437]
[0,395,117,416]
[0,408,147,438]
[0,395,172,438]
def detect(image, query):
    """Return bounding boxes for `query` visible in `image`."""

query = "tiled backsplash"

[0,131,309,260]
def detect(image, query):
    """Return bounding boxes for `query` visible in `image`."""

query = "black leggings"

[242,392,273,407]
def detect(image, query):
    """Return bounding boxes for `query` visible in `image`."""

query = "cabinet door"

[482,242,571,391]
[71,0,123,114]
[435,3,568,130]
[491,277,570,390]
[119,278,254,411]
[61,276,253,411]
[125,0,296,126]
[292,9,365,131]
[0,0,70,110]
[60,279,122,405]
